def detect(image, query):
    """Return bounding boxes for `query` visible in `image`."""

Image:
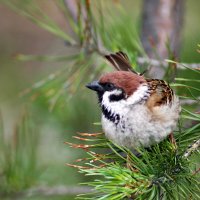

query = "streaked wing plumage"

[146,79,174,108]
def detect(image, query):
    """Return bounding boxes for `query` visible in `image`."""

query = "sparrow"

[86,51,180,148]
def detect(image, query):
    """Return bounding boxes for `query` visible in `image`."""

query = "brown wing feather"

[104,51,138,74]
[146,79,174,109]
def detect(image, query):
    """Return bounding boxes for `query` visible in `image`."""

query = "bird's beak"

[86,81,104,92]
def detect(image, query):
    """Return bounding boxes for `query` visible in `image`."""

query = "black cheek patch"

[109,92,125,102]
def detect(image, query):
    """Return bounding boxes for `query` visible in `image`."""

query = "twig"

[180,97,200,105]
[183,139,200,158]
[136,57,200,70]
[23,185,92,197]
[193,168,200,175]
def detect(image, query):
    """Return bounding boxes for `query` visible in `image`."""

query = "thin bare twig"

[21,185,92,197]
[193,168,200,175]
[180,98,200,105]
[183,139,200,158]
[136,57,200,70]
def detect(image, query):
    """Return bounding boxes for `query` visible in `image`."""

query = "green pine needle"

[67,130,199,199]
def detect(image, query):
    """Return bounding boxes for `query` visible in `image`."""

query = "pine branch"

[67,130,200,200]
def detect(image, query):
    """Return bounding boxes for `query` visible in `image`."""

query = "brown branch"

[193,168,200,175]
[141,0,185,78]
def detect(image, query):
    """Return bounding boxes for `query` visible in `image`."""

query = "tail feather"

[104,51,138,74]
[116,51,130,62]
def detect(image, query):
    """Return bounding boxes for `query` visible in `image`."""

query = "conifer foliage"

[2,1,199,199]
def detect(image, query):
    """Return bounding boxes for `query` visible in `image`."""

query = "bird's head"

[86,71,147,106]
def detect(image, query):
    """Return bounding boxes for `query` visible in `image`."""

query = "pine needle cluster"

[67,125,199,199]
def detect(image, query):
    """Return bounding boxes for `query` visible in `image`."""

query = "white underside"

[101,84,181,148]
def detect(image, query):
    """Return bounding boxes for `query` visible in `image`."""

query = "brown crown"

[99,71,146,97]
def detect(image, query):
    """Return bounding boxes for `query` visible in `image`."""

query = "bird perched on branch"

[86,52,180,148]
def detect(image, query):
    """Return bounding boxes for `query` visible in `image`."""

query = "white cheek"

[101,84,149,115]
[101,90,127,114]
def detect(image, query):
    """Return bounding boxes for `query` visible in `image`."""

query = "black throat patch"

[101,104,120,125]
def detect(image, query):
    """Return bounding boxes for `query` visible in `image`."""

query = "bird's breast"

[101,99,180,148]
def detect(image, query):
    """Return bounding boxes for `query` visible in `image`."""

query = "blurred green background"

[0,1,199,199]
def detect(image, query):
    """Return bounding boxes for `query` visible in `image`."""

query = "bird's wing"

[104,51,138,74]
[146,79,174,109]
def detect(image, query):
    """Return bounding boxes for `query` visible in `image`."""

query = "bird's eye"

[104,83,115,91]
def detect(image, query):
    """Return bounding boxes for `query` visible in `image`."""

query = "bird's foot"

[169,132,177,149]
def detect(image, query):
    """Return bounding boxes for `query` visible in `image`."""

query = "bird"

[86,51,181,148]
